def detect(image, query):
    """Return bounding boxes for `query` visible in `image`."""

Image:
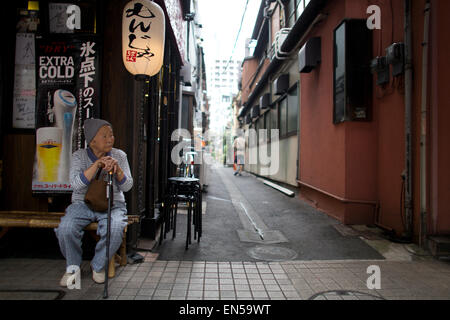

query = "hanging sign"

[122,0,165,77]
[32,35,101,193]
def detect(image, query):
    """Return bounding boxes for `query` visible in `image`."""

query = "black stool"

[159,177,202,250]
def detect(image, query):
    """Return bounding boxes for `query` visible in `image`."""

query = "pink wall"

[299,0,450,240]
[241,58,259,104]
[300,0,346,198]
[429,0,450,234]
[299,0,407,227]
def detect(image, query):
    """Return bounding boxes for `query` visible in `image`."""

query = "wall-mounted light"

[122,0,165,80]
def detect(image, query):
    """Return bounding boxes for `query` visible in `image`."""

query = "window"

[275,84,299,138]
[333,20,372,123]
[286,0,296,27]
[270,105,278,134]
[296,0,304,18]
[279,98,287,137]
[254,117,260,146]
[287,85,298,133]
[334,22,346,123]
[265,111,271,133]
[264,111,270,142]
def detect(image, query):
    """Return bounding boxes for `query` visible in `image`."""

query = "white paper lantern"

[122,0,165,78]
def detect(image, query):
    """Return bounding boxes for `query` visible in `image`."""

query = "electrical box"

[298,37,321,73]
[260,93,271,110]
[386,42,405,77]
[370,56,389,85]
[274,73,289,95]
[251,105,260,119]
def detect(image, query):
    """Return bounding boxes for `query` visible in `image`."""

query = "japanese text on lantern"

[125,2,155,61]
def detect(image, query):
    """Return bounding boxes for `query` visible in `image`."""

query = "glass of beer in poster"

[36,127,62,182]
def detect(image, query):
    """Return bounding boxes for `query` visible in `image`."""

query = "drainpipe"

[403,0,413,240]
[296,179,394,232]
[419,1,431,247]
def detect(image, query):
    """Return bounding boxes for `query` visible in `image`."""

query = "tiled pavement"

[1,166,449,300]
[1,252,449,300]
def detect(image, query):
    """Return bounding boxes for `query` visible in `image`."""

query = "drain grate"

[247,245,298,261]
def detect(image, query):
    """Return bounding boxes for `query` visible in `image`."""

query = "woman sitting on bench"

[55,118,133,286]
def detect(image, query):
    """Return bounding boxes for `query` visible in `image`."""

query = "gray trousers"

[55,201,128,272]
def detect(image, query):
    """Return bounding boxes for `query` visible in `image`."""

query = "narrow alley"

[154,165,383,262]
[1,0,450,309]
[1,165,449,301]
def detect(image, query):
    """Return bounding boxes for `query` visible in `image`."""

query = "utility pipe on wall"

[419,1,431,247]
[403,0,414,240]
[296,179,394,232]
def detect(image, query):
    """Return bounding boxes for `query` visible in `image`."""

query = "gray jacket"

[70,147,133,204]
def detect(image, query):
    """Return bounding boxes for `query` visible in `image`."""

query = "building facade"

[239,0,450,248]
[206,58,241,164]
[0,0,207,243]
[239,0,301,186]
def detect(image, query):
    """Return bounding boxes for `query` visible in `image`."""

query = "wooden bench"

[0,211,140,278]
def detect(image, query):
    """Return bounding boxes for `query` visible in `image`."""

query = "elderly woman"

[55,119,133,286]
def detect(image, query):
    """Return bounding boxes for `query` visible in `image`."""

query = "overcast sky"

[197,0,261,66]
[196,0,261,134]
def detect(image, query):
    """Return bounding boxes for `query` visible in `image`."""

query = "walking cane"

[103,171,114,299]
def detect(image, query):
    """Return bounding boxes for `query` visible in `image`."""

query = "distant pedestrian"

[233,133,245,176]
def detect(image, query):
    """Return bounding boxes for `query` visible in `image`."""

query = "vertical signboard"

[32,35,101,193]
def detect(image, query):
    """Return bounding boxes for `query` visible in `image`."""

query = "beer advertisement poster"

[32,35,101,193]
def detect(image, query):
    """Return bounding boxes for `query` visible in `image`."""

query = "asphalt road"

[154,164,384,262]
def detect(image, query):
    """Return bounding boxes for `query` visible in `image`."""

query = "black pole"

[103,171,113,299]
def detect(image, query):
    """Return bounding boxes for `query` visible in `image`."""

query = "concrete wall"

[428,0,450,235]
[299,0,403,226]
[245,135,298,187]
[298,0,450,240]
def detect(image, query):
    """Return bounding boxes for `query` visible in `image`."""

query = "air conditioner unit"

[299,37,321,73]
[272,28,291,60]
[274,74,289,95]
[260,93,271,110]
[270,29,290,60]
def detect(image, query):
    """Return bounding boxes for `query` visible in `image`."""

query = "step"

[428,235,450,257]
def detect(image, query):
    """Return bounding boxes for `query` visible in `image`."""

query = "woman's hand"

[98,156,118,173]
[114,163,125,181]
[83,156,124,183]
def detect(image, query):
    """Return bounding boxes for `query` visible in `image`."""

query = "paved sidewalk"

[0,164,449,300]
[0,252,449,300]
